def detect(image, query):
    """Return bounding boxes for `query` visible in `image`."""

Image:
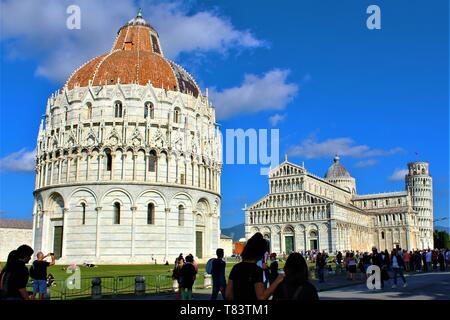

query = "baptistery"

[32,11,222,264]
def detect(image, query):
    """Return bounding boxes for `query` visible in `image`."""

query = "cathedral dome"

[325,155,351,179]
[65,10,201,98]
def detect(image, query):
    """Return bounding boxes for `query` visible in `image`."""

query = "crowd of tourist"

[2,238,449,301]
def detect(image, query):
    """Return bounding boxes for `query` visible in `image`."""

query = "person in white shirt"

[391,249,407,288]
[425,250,432,272]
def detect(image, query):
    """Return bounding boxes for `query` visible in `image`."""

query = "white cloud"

[389,169,409,181]
[288,136,403,159]
[0,149,36,172]
[0,0,264,83]
[354,159,379,168]
[269,113,286,126]
[210,69,298,119]
[149,2,265,58]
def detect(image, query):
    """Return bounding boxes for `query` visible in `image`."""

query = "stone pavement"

[319,271,450,300]
[118,271,366,300]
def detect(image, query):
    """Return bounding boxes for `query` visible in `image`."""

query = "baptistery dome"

[32,11,222,265]
[65,10,200,97]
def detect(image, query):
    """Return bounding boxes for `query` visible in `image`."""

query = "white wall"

[0,228,33,261]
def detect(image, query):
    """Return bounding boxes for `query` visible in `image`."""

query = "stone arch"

[69,188,98,207]
[45,192,65,214]
[136,189,168,208]
[101,188,134,207]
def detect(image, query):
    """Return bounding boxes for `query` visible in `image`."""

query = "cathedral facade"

[245,156,433,253]
[32,12,222,264]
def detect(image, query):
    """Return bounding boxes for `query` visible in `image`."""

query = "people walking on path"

[391,249,407,288]
[226,232,284,301]
[179,254,197,300]
[445,249,450,271]
[414,251,422,272]
[316,252,326,283]
[336,251,343,274]
[30,252,56,300]
[210,248,226,300]
[424,250,430,272]
[268,253,279,286]
[347,252,357,281]
[172,257,184,300]
[272,252,319,301]
[438,250,445,272]
[432,249,438,271]
[403,250,410,272]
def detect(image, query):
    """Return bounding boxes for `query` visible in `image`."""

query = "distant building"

[245,156,433,253]
[219,234,233,258]
[0,219,33,261]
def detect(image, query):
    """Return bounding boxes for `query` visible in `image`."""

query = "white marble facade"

[245,157,433,253]
[32,13,222,264]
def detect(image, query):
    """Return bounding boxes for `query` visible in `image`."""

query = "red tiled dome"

[65,11,200,97]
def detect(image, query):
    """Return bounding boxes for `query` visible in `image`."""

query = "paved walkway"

[119,271,366,300]
[112,271,450,300]
[319,271,450,300]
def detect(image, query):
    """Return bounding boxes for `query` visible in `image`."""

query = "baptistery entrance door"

[53,226,63,259]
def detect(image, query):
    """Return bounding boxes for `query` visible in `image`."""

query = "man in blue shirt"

[211,248,226,300]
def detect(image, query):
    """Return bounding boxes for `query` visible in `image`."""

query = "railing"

[26,273,183,300]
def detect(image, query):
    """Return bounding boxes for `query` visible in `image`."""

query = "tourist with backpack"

[30,252,55,300]
[209,248,226,300]
[272,252,319,301]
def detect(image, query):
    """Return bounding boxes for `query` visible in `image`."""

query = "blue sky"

[0,0,448,229]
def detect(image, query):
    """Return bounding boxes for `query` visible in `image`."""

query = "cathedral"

[32,11,222,264]
[245,156,433,253]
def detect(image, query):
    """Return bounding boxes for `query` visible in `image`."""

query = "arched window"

[178,205,184,226]
[113,202,121,224]
[81,203,86,225]
[147,203,155,225]
[86,102,93,120]
[174,107,181,123]
[105,149,112,171]
[148,150,157,172]
[64,107,68,122]
[381,231,385,239]
[144,102,154,119]
[114,101,123,118]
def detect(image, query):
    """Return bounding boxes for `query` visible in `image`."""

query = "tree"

[433,230,450,249]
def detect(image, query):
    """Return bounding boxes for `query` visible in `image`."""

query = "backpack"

[206,258,215,274]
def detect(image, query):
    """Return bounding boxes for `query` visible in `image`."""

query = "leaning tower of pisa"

[405,162,433,249]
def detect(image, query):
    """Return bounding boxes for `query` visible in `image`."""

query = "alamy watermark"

[224,129,279,176]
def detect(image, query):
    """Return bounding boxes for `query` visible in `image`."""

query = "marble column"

[95,207,102,258]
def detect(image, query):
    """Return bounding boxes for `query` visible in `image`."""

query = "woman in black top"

[273,252,319,301]
[226,233,284,300]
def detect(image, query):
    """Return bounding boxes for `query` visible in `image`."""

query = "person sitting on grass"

[180,254,197,300]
